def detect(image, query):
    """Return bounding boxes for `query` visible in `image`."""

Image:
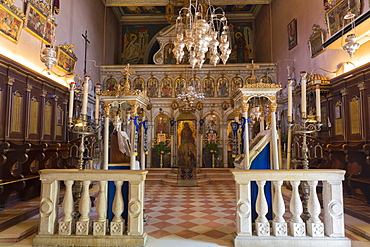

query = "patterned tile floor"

[144,182,236,246]
[144,181,370,247]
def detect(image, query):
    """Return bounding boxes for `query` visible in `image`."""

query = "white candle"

[81,75,90,116]
[95,83,101,125]
[287,80,293,122]
[301,72,307,118]
[68,81,75,121]
[315,79,321,122]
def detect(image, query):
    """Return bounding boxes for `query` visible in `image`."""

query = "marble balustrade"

[33,169,147,247]
[232,169,351,247]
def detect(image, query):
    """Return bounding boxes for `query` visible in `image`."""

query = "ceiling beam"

[105,0,271,7]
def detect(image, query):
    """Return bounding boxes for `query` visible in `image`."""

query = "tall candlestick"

[81,75,90,117]
[301,72,307,119]
[287,79,293,122]
[95,83,101,125]
[315,79,321,122]
[68,81,76,122]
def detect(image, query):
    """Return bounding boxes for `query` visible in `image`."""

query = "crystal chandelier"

[177,83,205,111]
[172,0,231,68]
[342,0,360,57]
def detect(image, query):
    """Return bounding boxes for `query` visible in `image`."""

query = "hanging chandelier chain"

[172,0,231,68]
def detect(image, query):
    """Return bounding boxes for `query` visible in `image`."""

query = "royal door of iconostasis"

[177,120,197,167]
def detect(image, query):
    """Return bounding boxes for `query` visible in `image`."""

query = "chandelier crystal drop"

[172,0,231,68]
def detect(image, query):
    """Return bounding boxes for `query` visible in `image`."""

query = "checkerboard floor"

[144,181,370,247]
[144,182,236,246]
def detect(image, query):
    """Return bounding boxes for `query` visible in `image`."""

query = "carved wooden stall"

[318,62,370,203]
[0,55,70,207]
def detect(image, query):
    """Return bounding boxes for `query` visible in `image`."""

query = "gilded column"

[270,102,279,169]
[130,105,138,170]
[103,104,111,170]
[241,100,250,169]
[140,112,146,170]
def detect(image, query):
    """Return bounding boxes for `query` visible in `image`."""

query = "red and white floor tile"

[144,182,236,246]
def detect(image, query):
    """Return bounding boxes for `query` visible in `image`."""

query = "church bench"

[346,161,370,204]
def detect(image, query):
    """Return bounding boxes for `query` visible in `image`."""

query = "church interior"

[1,0,370,246]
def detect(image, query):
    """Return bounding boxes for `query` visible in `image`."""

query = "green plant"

[154,142,170,156]
[205,142,219,155]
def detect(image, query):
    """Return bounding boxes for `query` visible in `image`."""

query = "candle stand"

[287,72,322,221]
[67,76,101,219]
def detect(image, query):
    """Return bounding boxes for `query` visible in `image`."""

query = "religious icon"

[157,133,166,142]
[147,77,159,97]
[203,77,214,97]
[0,4,24,43]
[161,77,172,97]
[217,77,229,97]
[177,121,197,167]
[287,18,297,50]
[155,114,169,135]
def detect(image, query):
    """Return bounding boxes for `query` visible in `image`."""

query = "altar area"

[99,63,280,170]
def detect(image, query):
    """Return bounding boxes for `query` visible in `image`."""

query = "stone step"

[344,214,370,241]
[0,215,38,243]
[0,198,39,233]
[165,173,207,179]
[161,177,211,186]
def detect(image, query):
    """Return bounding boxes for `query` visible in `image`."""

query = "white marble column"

[270,103,279,169]
[103,104,111,170]
[241,103,250,169]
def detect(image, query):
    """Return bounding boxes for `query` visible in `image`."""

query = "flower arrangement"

[154,141,170,156]
[205,142,219,155]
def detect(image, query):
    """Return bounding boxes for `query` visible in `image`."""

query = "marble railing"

[33,169,148,247]
[232,169,351,247]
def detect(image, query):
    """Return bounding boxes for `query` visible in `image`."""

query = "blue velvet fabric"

[107,164,130,223]
[250,143,273,222]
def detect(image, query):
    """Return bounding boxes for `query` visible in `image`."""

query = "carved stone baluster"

[59,180,74,235]
[76,180,91,235]
[323,180,345,237]
[110,180,124,235]
[38,179,59,235]
[255,180,270,236]
[93,181,108,236]
[289,180,305,237]
[272,181,287,236]
[128,181,144,235]
[236,181,252,236]
[307,180,324,237]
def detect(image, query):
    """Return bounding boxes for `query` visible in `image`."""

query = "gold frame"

[56,45,77,74]
[308,25,326,58]
[24,3,55,45]
[325,0,361,36]
[0,4,24,43]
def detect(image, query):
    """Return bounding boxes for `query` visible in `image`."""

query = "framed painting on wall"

[325,0,361,36]
[287,18,297,50]
[56,44,77,74]
[0,4,24,43]
[24,3,55,45]
[308,25,326,58]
